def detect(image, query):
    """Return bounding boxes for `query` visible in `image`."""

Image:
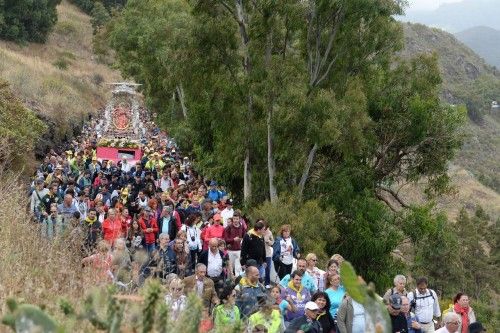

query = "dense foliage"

[0,80,46,167]
[0,0,61,42]
[69,0,127,14]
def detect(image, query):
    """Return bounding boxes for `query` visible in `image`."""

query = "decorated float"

[96,83,146,163]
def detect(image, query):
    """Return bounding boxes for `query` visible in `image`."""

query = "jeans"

[189,249,198,270]
[227,250,242,277]
[258,264,266,282]
[265,256,272,285]
[145,243,156,254]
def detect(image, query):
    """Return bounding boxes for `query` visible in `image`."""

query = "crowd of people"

[28,112,487,333]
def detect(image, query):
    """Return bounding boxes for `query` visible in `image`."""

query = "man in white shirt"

[206,238,223,278]
[407,277,441,333]
[435,312,460,333]
[120,156,132,173]
[158,169,172,192]
[220,199,234,227]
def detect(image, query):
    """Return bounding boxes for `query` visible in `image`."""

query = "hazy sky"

[406,0,463,11]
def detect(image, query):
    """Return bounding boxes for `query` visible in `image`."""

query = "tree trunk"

[234,0,253,203]
[298,143,318,199]
[267,105,278,203]
[244,146,252,203]
[176,84,187,119]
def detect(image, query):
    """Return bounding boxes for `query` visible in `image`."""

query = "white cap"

[305,301,319,311]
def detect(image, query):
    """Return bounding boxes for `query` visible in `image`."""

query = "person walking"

[451,293,476,333]
[240,220,267,279]
[223,212,247,277]
[407,277,441,333]
[273,224,300,280]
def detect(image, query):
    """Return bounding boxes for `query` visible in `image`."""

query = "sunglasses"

[171,288,183,292]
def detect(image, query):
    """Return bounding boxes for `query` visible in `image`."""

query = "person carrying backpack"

[407,277,441,333]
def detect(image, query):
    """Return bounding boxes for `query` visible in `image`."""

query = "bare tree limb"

[298,143,318,199]
[375,191,401,213]
[377,185,410,208]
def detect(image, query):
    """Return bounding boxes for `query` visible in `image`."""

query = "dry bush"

[0,166,88,316]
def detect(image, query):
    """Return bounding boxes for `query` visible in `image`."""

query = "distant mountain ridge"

[401,23,498,102]
[455,26,500,69]
[401,22,500,217]
[402,0,500,33]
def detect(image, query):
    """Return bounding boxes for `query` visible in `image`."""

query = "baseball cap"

[469,322,486,333]
[305,301,320,311]
[390,294,402,310]
[226,199,233,205]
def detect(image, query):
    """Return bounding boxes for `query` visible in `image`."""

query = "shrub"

[53,57,70,70]
[54,21,78,36]
[251,196,338,266]
[91,2,110,34]
[0,0,62,43]
[68,0,94,14]
[0,80,46,168]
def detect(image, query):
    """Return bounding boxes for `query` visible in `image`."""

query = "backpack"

[410,288,436,311]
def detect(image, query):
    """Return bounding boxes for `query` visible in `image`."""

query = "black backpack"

[410,288,436,311]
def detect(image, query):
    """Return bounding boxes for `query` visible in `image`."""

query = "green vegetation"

[69,0,127,14]
[90,2,110,34]
[0,79,46,167]
[0,0,62,43]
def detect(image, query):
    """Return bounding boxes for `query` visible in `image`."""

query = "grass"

[0,0,121,142]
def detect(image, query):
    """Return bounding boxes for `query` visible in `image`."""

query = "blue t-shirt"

[325,286,345,318]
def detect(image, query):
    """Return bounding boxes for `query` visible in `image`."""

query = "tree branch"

[298,143,318,200]
[377,185,410,209]
[375,191,401,213]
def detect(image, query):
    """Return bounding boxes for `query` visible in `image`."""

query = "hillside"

[401,22,500,220]
[401,23,499,100]
[455,26,500,69]
[0,0,121,156]
[402,0,500,33]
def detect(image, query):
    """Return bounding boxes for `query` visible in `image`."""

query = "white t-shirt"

[280,238,294,265]
[221,208,234,227]
[207,250,223,278]
[352,300,366,333]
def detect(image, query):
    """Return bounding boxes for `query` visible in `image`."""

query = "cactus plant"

[1,298,60,333]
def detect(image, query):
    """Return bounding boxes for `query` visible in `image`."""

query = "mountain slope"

[455,26,500,69]
[401,22,500,220]
[401,22,499,98]
[402,0,500,33]
[0,0,121,155]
